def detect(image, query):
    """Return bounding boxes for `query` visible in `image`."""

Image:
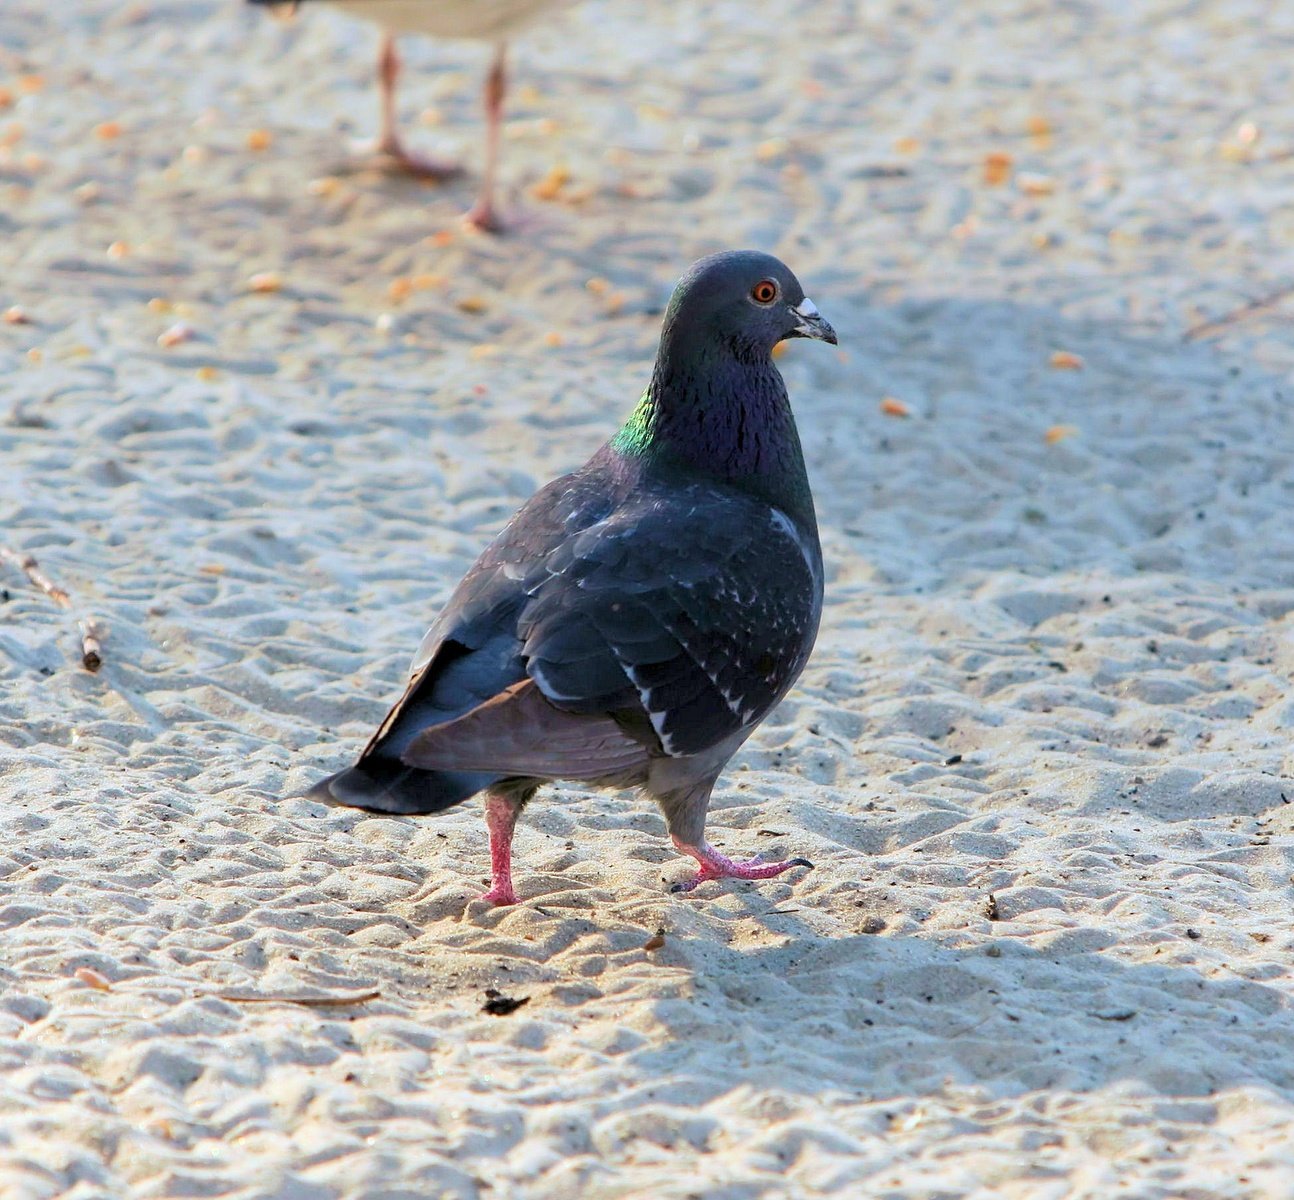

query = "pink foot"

[479,882,519,906]
[374,138,463,182]
[462,199,507,234]
[374,33,461,182]
[670,839,813,895]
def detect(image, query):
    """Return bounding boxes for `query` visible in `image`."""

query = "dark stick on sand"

[1183,284,1294,341]
[80,617,104,673]
[2,545,107,671]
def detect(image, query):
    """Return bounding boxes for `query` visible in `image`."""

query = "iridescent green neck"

[606,363,817,536]
[610,390,655,456]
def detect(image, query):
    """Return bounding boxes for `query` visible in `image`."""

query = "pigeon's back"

[309,444,823,814]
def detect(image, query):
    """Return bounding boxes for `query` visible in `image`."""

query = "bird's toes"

[477,886,521,907]
[373,143,463,182]
[462,203,508,235]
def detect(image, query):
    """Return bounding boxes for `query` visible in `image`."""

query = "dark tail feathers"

[304,755,499,816]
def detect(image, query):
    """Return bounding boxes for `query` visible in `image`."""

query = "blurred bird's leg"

[659,779,812,895]
[463,43,507,232]
[480,788,529,905]
[375,32,460,179]
[376,33,401,155]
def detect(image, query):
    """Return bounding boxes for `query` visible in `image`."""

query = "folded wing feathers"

[401,679,648,779]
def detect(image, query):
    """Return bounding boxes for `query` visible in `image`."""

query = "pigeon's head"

[661,250,837,360]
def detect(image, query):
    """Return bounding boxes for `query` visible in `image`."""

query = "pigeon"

[311,250,838,904]
[248,0,572,230]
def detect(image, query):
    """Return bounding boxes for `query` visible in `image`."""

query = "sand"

[3,0,1294,1196]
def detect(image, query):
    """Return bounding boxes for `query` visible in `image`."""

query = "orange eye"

[751,279,777,304]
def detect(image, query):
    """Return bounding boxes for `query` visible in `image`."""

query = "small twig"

[945,1013,994,1038]
[2,545,107,672]
[79,617,104,672]
[0,545,71,608]
[216,989,381,1007]
[1182,285,1294,341]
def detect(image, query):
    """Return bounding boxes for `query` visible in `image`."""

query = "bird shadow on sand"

[337,858,1294,1123]
[621,903,1294,1103]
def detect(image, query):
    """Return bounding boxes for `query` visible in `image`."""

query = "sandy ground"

[3,1,1294,1196]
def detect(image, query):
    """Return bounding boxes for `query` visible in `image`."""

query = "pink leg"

[375,32,461,180]
[670,836,813,895]
[463,43,507,232]
[480,792,521,906]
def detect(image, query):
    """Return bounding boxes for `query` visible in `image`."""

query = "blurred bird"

[248,1,572,230]
[309,251,837,904]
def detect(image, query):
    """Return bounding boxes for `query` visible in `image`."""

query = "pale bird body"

[249,0,573,229]
[329,0,563,40]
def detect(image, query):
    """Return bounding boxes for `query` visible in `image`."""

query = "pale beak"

[788,297,837,345]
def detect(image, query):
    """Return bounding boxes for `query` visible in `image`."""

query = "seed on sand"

[530,164,571,200]
[157,322,196,347]
[247,271,283,293]
[74,966,112,990]
[983,151,1013,186]
[1018,172,1057,196]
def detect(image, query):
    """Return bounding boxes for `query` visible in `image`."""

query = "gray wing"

[360,466,620,762]
[516,488,823,758]
[372,472,821,784]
